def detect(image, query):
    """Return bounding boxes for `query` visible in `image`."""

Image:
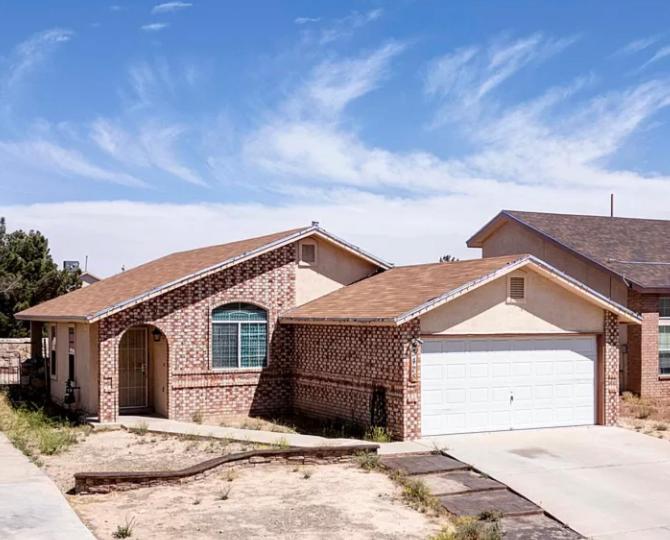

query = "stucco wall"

[480,220,629,306]
[295,237,379,306]
[47,322,98,414]
[420,268,605,335]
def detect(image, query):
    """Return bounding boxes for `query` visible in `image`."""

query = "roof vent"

[509,276,525,300]
[311,221,320,228]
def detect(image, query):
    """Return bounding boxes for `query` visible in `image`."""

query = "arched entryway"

[118,324,169,417]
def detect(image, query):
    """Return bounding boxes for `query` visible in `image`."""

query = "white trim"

[281,255,642,326]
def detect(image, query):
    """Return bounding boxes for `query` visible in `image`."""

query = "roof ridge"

[505,209,670,224]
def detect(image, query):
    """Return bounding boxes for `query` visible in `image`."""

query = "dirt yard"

[69,463,442,540]
[39,427,447,539]
[619,393,670,441]
[40,427,253,493]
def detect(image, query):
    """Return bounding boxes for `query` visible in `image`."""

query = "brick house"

[468,210,670,400]
[16,224,639,440]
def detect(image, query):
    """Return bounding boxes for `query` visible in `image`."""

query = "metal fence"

[0,365,20,385]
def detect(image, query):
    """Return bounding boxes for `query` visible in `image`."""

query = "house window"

[660,297,670,318]
[211,303,268,369]
[508,276,526,302]
[50,326,57,378]
[68,327,75,381]
[660,326,670,376]
[300,242,317,264]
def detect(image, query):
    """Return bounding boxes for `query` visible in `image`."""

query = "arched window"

[212,303,268,368]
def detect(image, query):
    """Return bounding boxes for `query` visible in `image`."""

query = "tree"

[439,254,459,263]
[0,218,81,337]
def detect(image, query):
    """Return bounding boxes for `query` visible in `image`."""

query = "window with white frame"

[660,326,670,376]
[211,303,268,368]
[660,297,670,318]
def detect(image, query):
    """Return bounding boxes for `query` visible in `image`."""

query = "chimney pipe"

[610,193,614,217]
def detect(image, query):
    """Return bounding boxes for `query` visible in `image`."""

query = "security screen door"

[119,327,148,409]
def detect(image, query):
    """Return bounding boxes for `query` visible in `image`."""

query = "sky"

[2,1,670,276]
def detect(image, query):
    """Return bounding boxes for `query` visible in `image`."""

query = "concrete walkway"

[0,433,93,540]
[117,415,372,448]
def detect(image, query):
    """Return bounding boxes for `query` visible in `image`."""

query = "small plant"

[192,498,201,505]
[478,510,503,522]
[302,469,313,479]
[355,451,380,471]
[192,410,203,424]
[38,429,77,455]
[218,486,231,500]
[273,436,290,449]
[401,478,438,511]
[112,516,136,539]
[364,426,392,443]
[655,422,668,431]
[431,441,448,455]
[128,421,148,436]
[224,469,237,482]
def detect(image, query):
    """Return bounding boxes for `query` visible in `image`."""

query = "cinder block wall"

[291,320,421,440]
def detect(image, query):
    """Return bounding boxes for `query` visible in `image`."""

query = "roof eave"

[279,316,396,326]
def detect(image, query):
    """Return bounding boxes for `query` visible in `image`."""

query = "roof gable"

[467,210,670,290]
[280,254,640,326]
[16,225,391,322]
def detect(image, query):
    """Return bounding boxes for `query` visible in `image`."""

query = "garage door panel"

[421,336,596,436]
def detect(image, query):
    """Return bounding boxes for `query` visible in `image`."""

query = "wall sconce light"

[152,328,162,342]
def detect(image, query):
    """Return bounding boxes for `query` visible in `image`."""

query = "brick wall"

[291,320,421,440]
[626,290,670,399]
[98,245,296,423]
[0,338,30,384]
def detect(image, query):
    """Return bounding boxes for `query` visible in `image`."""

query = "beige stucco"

[295,237,380,306]
[48,321,98,414]
[420,268,606,335]
[151,334,168,417]
[480,220,629,306]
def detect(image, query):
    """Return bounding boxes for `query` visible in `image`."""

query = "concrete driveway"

[423,426,670,539]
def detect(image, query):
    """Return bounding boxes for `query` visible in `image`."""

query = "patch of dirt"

[41,428,253,493]
[619,394,670,441]
[69,463,444,540]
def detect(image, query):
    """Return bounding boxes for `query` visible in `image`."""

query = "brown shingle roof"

[469,210,670,290]
[281,255,524,323]
[16,227,310,321]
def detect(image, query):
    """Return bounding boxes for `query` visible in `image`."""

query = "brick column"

[604,311,620,425]
[98,320,119,423]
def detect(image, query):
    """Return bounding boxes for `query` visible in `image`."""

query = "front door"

[119,327,148,409]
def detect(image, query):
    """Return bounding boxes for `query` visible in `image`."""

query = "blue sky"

[2,1,670,275]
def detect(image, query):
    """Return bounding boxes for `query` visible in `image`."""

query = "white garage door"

[421,336,596,436]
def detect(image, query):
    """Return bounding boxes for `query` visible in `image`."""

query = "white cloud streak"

[152,2,192,14]
[141,22,170,32]
[641,45,670,69]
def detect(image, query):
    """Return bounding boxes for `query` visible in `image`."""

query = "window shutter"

[509,277,525,300]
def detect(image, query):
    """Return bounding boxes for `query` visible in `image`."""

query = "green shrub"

[355,451,380,471]
[112,516,136,538]
[128,420,148,436]
[364,426,392,443]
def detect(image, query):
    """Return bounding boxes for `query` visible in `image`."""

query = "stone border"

[74,444,378,494]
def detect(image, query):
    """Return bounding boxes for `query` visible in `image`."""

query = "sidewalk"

[115,415,435,454]
[0,433,94,540]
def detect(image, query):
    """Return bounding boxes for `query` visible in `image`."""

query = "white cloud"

[293,42,404,118]
[295,17,321,25]
[141,22,170,32]
[0,139,147,187]
[90,119,207,186]
[641,45,670,69]
[301,9,383,45]
[1,29,73,92]
[152,2,192,14]
[425,33,578,124]
[616,36,660,55]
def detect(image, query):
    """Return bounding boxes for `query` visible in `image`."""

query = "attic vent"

[300,243,316,264]
[509,276,525,300]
